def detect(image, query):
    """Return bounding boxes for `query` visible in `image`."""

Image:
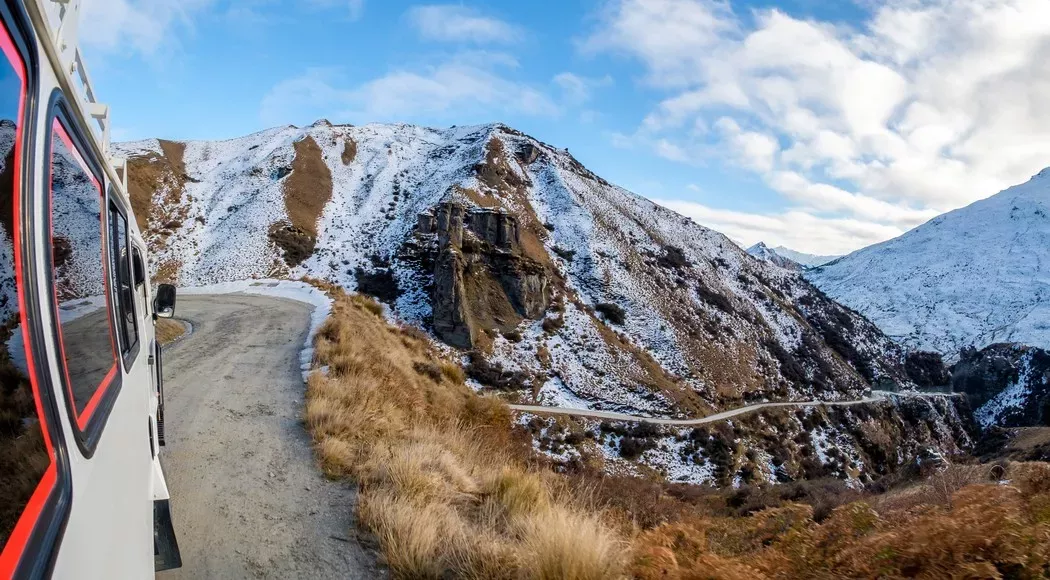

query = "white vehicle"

[0,0,181,578]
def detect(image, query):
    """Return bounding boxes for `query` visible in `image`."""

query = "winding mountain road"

[157,294,381,580]
[510,390,959,426]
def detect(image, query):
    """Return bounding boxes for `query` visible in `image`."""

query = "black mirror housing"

[154,284,177,319]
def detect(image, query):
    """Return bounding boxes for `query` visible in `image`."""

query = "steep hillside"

[118,121,919,417]
[809,170,1050,356]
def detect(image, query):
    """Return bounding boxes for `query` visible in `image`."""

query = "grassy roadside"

[306,289,1050,579]
[305,290,622,579]
[155,318,187,345]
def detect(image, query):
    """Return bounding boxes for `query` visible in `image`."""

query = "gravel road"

[156,294,382,579]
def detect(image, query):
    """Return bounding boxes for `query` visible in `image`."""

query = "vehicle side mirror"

[154,284,177,319]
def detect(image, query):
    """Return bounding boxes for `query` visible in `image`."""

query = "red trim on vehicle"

[0,17,58,578]
[0,466,55,575]
[49,119,119,427]
[77,365,116,430]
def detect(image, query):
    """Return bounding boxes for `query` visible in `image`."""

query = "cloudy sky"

[79,0,1050,255]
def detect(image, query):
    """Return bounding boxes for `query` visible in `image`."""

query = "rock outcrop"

[418,202,551,348]
[953,343,1050,428]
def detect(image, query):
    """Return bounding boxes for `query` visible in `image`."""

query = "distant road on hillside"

[510,390,959,426]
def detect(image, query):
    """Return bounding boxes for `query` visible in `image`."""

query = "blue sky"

[79,0,1050,254]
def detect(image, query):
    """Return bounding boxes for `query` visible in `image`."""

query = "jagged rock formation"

[412,202,550,348]
[953,344,1050,428]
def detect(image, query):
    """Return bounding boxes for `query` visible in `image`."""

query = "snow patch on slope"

[975,350,1036,428]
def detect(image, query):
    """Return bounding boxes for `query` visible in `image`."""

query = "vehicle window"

[109,206,137,354]
[50,120,117,426]
[0,17,55,568]
[132,247,147,319]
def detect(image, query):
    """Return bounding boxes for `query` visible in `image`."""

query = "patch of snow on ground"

[642,432,714,485]
[536,376,594,410]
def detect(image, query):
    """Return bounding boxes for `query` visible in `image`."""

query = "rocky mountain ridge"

[118,120,974,482]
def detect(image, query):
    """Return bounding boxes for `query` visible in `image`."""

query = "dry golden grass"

[305,292,624,579]
[628,462,1050,579]
[155,318,186,345]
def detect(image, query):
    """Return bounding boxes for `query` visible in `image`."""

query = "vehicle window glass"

[109,207,137,354]
[0,19,55,565]
[51,120,117,425]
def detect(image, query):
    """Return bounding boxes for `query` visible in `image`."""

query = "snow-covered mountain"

[747,243,840,270]
[747,242,804,271]
[809,169,1050,356]
[118,121,924,417]
[770,246,840,268]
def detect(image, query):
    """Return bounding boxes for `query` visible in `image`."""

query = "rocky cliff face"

[953,343,1050,428]
[411,202,551,348]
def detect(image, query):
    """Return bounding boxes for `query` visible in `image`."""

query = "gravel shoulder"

[157,294,382,579]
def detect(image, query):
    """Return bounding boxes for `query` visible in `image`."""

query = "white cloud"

[79,0,213,56]
[582,0,737,88]
[260,53,559,126]
[407,5,523,44]
[588,0,1050,250]
[654,139,690,163]
[655,199,904,255]
[552,72,613,104]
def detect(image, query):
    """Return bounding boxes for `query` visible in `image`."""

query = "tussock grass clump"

[349,293,384,317]
[154,318,186,345]
[306,293,624,578]
[440,361,466,385]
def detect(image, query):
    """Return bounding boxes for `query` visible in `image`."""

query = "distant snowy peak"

[746,243,839,270]
[770,246,841,268]
[747,242,803,271]
[809,167,1050,355]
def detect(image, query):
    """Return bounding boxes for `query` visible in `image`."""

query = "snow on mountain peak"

[747,242,802,271]
[808,168,1050,356]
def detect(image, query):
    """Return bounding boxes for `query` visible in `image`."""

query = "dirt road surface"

[157,294,382,579]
